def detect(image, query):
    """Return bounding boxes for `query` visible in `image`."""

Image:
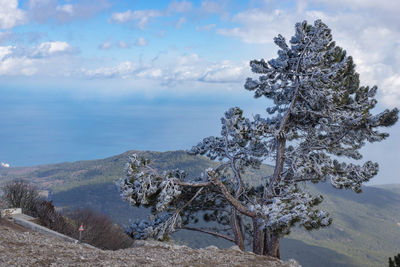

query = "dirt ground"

[0,217,299,267]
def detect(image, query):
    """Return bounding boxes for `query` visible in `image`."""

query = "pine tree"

[389,253,400,267]
[117,20,398,258]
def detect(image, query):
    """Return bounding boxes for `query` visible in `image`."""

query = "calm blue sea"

[0,88,264,166]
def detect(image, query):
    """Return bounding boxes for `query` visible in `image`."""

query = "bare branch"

[175,181,212,187]
[209,176,256,218]
[183,226,235,243]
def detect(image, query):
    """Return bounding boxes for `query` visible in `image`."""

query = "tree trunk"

[252,218,264,255]
[263,231,280,259]
[231,209,245,250]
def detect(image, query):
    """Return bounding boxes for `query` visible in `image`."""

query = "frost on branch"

[117,154,182,212]
[116,154,186,240]
[249,183,331,234]
[124,212,182,241]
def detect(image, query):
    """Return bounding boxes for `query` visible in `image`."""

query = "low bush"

[1,179,40,216]
[36,200,75,237]
[66,208,133,250]
[1,180,132,250]
[36,202,133,250]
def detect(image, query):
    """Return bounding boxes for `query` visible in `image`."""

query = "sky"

[0,0,399,185]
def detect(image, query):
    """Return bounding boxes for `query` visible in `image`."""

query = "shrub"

[36,200,75,237]
[66,208,133,250]
[1,179,40,216]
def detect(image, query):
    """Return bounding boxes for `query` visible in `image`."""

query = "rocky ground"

[0,218,300,267]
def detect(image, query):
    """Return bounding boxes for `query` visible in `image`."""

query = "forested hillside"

[1,150,399,267]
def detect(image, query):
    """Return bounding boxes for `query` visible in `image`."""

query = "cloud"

[0,45,36,75]
[27,0,110,24]
[216,2,400,107]
[166,0,193,14]
[196,24,216,31]
[32,41,75,57]
[56,4,74,15]
[108,9,162,29]
[157,30,167,38]
[98,41,112,50]
[82,61,138,79]
[175,17,187,29]
[81,52,249,85]
[135,37,148,47]
[0,0,27,29]
[382,75,400,107]
[198,0,230,19]
[200,60,247,83]
[217,9,293,44]
[0,41,77,76]
[117,41,130,49]
[108,0,210,30]
[303,0,400,14]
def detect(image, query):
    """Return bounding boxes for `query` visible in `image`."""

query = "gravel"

[0,218,300,267]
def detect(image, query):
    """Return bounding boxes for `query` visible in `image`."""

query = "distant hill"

[1,150,399,267]
[372,184,400,195]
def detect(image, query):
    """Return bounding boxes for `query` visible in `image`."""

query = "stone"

[1,208,22,218]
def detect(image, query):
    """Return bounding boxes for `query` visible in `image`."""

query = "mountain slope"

[1,150,399,267]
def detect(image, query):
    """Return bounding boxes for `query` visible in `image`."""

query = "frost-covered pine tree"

[117,20,398,258]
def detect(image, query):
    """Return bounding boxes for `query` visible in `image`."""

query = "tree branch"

[209,176,256,218]
[176,187,204,213]
[183,226,235,243]
[175,181,212,187]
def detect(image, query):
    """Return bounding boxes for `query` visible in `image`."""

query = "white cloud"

[108,0,213,30]
[135,37,148,47]
[198,0,230,20]
[27,0,110,23]
[0,46,36,75]
[99,41,112,50]
[0,0,27,29]
[200,0,227,14]
[108,9,162,29]
[381,75,400,108]
[217,9,293,44]
[167,0,193,14]
[306,0,400,13]
[157,30,167,38]
[201,60,248,83]
[0,46,12,60]
[175,17,187,29]
[82,61,137,79]
[216,3,400,107]
[117,41,130,49]
[82,52,249,85]
[56,4,74,15]
[0,41,77,76]
[32,41,75,57]
[196,24,216,31]
[136,68,163,79]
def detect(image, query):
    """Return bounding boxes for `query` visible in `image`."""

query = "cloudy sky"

[0,0,399,185]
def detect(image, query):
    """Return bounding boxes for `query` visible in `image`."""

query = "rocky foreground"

[0,218,300,267]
